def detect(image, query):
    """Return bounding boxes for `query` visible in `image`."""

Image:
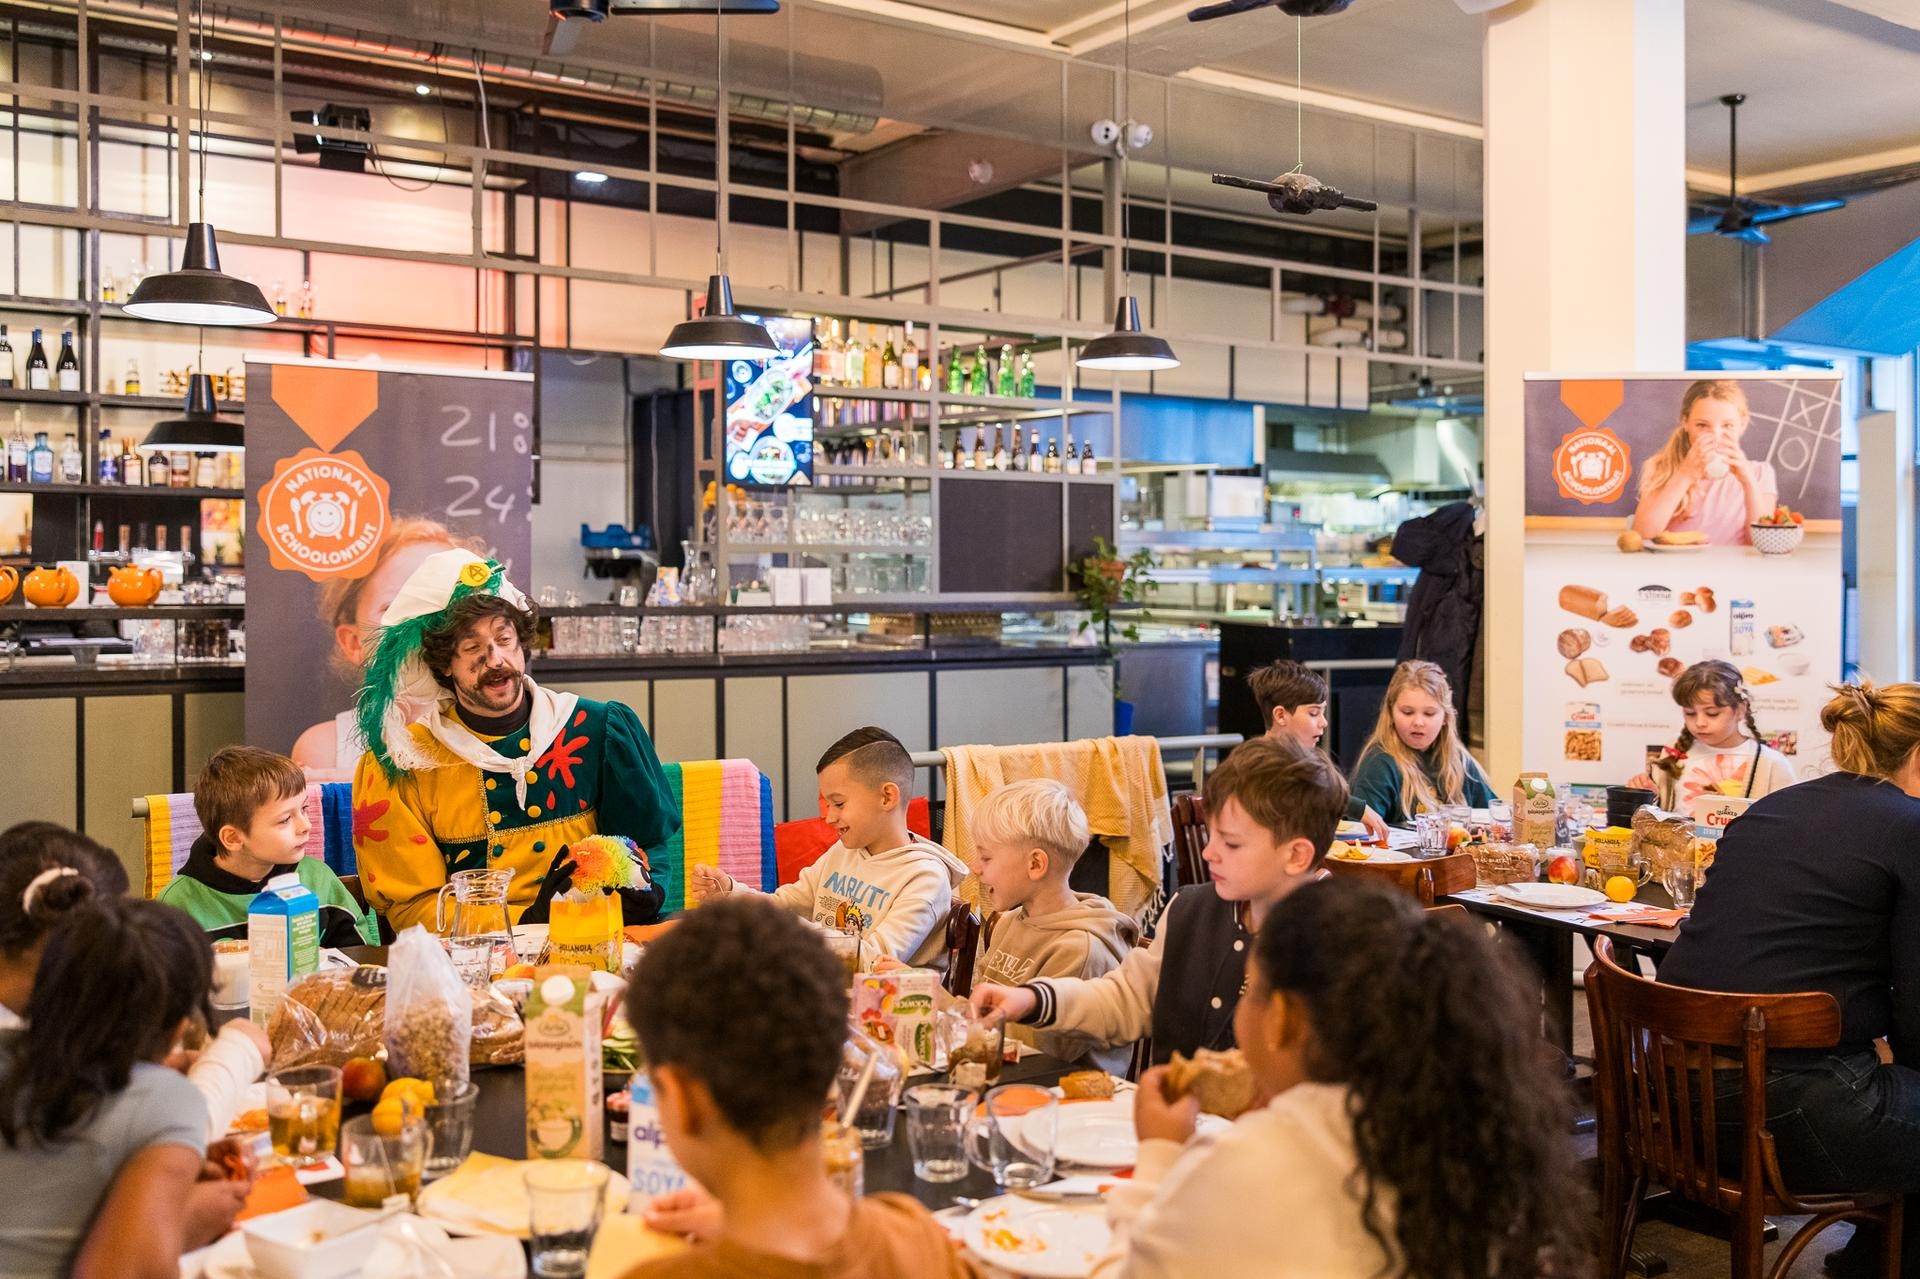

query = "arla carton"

[524,966,603,1162]
[248,874,319,1026]
[628,1068,691,1212]
[1512,773,1557,849]
[853,969,941,1069]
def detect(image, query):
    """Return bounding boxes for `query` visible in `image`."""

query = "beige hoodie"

[735,836,970,971]
[978,892,1140,1074]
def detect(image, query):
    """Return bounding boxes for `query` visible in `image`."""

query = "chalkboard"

[938,476,1063,594]
[244,359,535,773]
[1067,483,1116,566]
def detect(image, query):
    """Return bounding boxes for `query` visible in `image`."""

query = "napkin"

[586,1215,689,1279]
[415,1153,631,1238]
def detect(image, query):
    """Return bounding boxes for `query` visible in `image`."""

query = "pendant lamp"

[124,5,275,327]
[136,373,243,453]
[1077,0,1178,373]
[658,14,777,362]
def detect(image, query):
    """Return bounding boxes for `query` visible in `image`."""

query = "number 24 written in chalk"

[444,475,520,523]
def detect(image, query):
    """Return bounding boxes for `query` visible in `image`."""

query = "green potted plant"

[1070,537,1156,734]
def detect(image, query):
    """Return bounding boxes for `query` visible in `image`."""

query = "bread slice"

[1163,1048,1257,1119]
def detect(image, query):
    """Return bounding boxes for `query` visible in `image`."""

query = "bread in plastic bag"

[471,982,525,1067]
[267,966,387,1071]
[384,925,472,1087]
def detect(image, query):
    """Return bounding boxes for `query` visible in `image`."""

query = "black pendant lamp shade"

[1077,296,1180,371]
[123,223,277,327]
[138,373,244,453]
[660,274,780,361]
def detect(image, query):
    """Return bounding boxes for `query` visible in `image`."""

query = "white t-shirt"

[1656,736,1797,811]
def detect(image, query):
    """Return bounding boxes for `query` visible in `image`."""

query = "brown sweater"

[619,1194,983,1279]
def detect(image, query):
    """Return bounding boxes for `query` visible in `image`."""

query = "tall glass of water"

[968,1083,1056,1190]
[904,1084,976,1184]
[525,1160,610,1279]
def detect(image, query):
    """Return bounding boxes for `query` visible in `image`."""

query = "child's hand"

[644,1186,725,1241]
[1626,772,1655,791]
[1133,1066,1201,1146]
[688,864,734,902]
[1360,806,1390,843]
[871,955,908,974]
[218,1018,271,1063]
[970,983,1036,1024]
[182,1177,250,1249]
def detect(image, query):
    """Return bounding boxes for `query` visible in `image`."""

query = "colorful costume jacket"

[351,696,680,933]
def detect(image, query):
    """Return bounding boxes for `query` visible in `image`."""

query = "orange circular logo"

[1552,427,1631,505]
[256,447,391,582]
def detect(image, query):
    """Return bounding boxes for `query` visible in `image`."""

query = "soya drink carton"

[853,969,941,1069]
[248,874,319,1026]
[524,966,604,1162]
[628,1050,693,1212]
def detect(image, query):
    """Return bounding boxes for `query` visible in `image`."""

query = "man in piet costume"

[350,549,676,931]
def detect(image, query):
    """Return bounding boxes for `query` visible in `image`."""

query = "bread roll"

[1556,628,1591,659]
[1163,1048,1257,1119]
[1059,1071,1117,1100]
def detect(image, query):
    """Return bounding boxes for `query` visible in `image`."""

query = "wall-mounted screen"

[723,315,816,487]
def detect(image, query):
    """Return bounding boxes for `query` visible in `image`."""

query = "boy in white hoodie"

[689,727,968,971]
[970,780,1139,1075]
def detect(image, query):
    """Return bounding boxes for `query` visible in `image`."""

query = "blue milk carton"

[248,873,320,1026]
[628,1062,691,1212]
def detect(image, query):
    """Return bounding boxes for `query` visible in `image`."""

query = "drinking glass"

[822,1119,865,1198]
[525,1160,611,1279]
[837,1032,906,1149]
[904,1083,976,1183]
[967,1084,1057,1190]
[1663,862,1703,911]
[824,931,862,978]
[421,1080,480,1181]
[340,1113,429,1208]
[942,1005,1005,1090]
[266,1065,341,1166]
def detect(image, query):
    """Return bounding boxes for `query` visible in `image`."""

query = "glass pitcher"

[434,868,516,975]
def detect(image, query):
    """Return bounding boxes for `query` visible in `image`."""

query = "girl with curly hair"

[1626,659,1796,811]
[1098,877,1588,1279]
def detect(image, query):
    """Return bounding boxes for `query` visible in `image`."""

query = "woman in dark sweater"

[1661,681,1920,1278]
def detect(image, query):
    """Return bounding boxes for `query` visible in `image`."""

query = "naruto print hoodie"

[743,836,970,971]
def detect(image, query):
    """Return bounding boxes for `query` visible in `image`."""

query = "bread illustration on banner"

[1767,624,1804,649]
[1559,585,1607,621]
[1651,531,1707,547]
[1742,667,1779,686]
[1565,658,1608,688]
[1599,606,1638,629]
[1557,629,1592,659]
[1669,610,1693,628]
[1657,657,1683,678]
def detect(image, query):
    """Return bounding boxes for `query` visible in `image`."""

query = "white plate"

[1491,882,1607,910]
[1047,1099,1228,1170]
[1329,848,1414,864]
[963,1194,1112,1279]
[1645,541,1707,553]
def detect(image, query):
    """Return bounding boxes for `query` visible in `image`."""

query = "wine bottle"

[881,329,901,390]
[0,326,14,389]
[991,425,1009,472]
[299,279,315,319]
[55,331,79,392]
[118,438,140,486]
[4,414,26,482]
[25,330,49,391]
[970,429,987,471]
[844,322,866,388]
[969,346,989,397]
[901,321,920,388]
[1027,429,1042,473]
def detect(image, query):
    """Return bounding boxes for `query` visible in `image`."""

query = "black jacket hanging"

[1392,501,1482,737]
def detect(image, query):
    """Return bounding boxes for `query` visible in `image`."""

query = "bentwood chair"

[943,899,984,998]
[1585,936,1902,1279]
[1323,850,1476,906]
[1169,794,1210,888]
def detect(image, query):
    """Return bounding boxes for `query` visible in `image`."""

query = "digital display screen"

[723,315,815,488]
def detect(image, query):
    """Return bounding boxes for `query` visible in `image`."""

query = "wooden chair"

[1585,936,1903,1279]
[1170,793,1210,888]
[943,899,984,998]
[1323,850,1476,906]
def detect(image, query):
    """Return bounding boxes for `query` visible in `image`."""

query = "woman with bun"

[1096,878,1584,1278]
[1662,681,1920,1278]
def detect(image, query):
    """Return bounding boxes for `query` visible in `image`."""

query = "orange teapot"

[106,564,163,607]
[0,565,16,606]
[21,565,80,608]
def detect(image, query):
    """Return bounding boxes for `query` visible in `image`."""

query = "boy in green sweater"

[158,746,374,948]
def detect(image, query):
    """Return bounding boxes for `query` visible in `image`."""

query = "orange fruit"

[1603,876,1637,904]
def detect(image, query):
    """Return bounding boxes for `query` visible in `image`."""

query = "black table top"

[1440,882,1681,953]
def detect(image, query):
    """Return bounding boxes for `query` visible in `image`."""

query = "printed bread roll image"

[1557,628,1591,659]
[1558,584,1608,621]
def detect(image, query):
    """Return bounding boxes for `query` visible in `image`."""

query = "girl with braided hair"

[1098,877,1587,1279]
[1627,659,1796,810]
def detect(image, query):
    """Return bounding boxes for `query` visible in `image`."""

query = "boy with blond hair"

[969,780,1138,1074]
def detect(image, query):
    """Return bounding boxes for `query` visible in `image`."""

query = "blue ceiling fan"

[1689,93,1845,246]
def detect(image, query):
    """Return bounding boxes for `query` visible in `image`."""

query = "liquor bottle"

[155,525,168,553]
[951,350,970,396]
[124,359,141,396]
[272,282,289,317]
[101,269,118,305]
[843,322,866,388]
[814,320,838,384]
[1044,439,1062,474]
[901,321,920,388]
[116,524,130,557]
[864,325,883,388]
[1019,352,1037,398]
[57,432,81,484]
[28,431,53,484]
[145,447,171,488]
[91,520,104,554]
[1027,429,1042,473]
[1081,440,1099,475]
[299,279,315,319]
[4,414,26,482]
[25,330,49,390]
[124,259,145,299]
[0,326,14,388]
[195,453,219,488]
[880,329,901,390]
[949,439,963,470]
[970,429,987,472]
[135,521,150,552]
[55,331,80,392]
[118,438,140,486]
[96,429,116,484]
[991,425,1009,472]
[997,345,1016,397]
[969,346,989,397]
[179,525,195,565]
[169,451,192,488]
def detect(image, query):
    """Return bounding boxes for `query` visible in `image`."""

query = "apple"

[341,1055,388,1104]
[1446,824,1470,851]
[1546,854,1581,885]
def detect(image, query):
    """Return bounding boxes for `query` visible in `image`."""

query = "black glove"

[519,841,666,927]
[518,846,577,925]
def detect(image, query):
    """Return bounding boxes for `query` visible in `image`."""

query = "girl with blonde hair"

[1662,680,1920,1277]
[1631,379,1778,546]
[1345,660,1494,827]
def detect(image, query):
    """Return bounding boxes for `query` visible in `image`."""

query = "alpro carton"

[248,874,319,1026]
[854,968,941,1069]
[524,966,603,1162]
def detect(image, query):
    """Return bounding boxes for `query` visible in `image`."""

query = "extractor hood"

[1265,448,1391,487]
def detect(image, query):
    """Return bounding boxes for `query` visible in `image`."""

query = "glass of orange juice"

[266,1065,341,1166]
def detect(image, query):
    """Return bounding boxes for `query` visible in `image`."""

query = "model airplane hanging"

[1213,171,1377,215]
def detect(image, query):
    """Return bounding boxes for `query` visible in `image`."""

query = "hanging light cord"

[1118,0,1131,298]
[195,0,210,221]
[713,13,725,267]
[1288,16,1303,175]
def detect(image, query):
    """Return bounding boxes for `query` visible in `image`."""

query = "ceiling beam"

[1178,66,1482,140]
[1688,142,1920,197]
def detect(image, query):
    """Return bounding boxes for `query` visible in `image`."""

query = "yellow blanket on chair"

[942,737,1172,919]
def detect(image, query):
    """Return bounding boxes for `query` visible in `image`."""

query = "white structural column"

[1858,356,1915,682]
[1481,0,1687,785]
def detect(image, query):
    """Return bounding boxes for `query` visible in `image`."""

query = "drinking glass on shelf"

[266,1066,342,1166]
[525,1160,610,1279]
[903,1083,976,1183]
